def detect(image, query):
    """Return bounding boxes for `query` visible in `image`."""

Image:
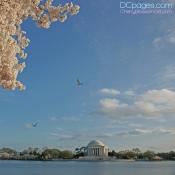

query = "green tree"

[41,149,61,160]
[143,150,155,160]
[0,148,17,155]
[60,150,74,159]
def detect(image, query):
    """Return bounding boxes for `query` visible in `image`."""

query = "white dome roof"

[87,140,106,147]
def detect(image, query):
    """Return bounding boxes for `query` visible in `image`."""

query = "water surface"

[0,160,175,175]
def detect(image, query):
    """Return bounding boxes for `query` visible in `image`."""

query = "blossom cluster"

[0,0,80,90]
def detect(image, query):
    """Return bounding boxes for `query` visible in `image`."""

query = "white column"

[102,147,104,156]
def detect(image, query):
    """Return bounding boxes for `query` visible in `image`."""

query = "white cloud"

[153,37,162,48]
[162,0,175,4]
[112,129,152,137]
[100,98,126,110]
[128,123,143,128]
[124,90,135,96]
[50,127,175,142]
[50,116,59,121]
[99,88,120,97]
[116,128,175,137]
[61,116,80,122]
[157,128,175,134]
[127,128,152,135]
[155,65,175,83]
[162,65,175,81]
[139,89,175,104]
[50,116,80,122]
[153,30,175,48]
[50,132,112,141]
[98,89,175,119]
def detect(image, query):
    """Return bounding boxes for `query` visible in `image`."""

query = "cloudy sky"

[1,0,175,152]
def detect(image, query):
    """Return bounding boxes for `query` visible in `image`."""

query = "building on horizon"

[86,140,108,157]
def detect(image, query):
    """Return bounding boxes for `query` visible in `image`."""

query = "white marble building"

[86,140,108,157]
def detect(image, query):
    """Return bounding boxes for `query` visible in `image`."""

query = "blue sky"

[1,0,175,151]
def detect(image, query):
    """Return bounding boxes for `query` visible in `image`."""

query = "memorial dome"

[87,140,105,147]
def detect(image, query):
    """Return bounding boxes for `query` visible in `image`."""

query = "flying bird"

[25,122,38,129]
[32,122,38,127]
[76,79,83,86]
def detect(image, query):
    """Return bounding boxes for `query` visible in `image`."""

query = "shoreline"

[0,159,174,162]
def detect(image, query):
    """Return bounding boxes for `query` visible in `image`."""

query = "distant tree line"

[1,147,175,161]
[40,149,74,160]
[108,148,175,160]
[0,147,74,160]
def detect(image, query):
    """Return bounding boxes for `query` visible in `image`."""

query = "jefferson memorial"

[86,140,108,157]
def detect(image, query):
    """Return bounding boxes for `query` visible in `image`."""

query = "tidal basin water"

[0,160,175,175]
